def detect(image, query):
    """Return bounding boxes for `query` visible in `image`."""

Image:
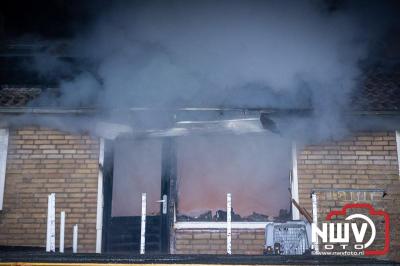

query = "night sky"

[1,1,399,41]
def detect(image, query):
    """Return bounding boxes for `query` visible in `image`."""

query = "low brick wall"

[174,229,265,255]
[0,127,100,253]
[297,131,400,261]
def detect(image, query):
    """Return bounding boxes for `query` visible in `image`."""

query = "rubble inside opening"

[176,133,292,222]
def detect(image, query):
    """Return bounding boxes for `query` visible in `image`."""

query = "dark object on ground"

[176,214,194,221]
[178,209,289,222]
[263,245,274,255]
[274,209,291,222]
[197,210,213,221]
[274,243,281,255]
[214,208,241,221]
[245,212,269,222]
[177,210,213,221]
[214,210,227,221]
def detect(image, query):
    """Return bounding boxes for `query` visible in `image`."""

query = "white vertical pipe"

[226,193,232,255]
[50,193,56,252]
[0,128,9,211]
[140,193,147,255]
[46,193,56,252]
[59,211,65,253]
[73,224,78,253]
[396,131,400,176]
[311,193,319,253]
[95,138,105,253]
[46,195,51,252]
[291,142,300,220]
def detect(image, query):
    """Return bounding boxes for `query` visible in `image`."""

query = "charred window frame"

[102,138,174,253]
[173,134,293,228]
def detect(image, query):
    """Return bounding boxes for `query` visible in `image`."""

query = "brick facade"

[173,131,400,261]
[0,127,399,260]
[175,229,264,255]
[0,127,100,253]
[297,131,400,261]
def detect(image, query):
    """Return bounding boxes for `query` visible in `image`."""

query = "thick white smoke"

[16,0,398,218]
[68,1,366,108]
[27,0,388,141]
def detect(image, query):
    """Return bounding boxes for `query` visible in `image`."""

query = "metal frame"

[101,140,114,253]
[101,138,173,253]
[95,139,105,253]
[174,221,271,229]
[160,138,175,253]
[310,188,385,194]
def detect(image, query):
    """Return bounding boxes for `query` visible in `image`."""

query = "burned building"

[0,70,398,261]
[0,0,399,264]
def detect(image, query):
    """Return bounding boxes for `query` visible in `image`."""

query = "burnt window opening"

[108,133,291,222]
[176,133,292,222]
[104,138,171,253]
[111,139,162,217]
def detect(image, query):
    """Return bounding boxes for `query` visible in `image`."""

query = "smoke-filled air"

[15,0,398,218]
[26,0,396,140]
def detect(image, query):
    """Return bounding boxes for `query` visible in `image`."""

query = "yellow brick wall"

[0,127,100,252]
[175,229,265,255]
[297,131,400,261]
[174,132,400,260]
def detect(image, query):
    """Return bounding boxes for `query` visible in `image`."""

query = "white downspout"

[140,193,147,255]
[226,193,232,255]
[95,138,105,253]
[396,131,400,177]
[311,193,319,254]
[73,224,79,253]
[291,142,300,220]
[46,193,56,252]
[60,211,65,253]
[0,128,9,211]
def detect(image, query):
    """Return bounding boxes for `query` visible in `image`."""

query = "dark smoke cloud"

[25,0,398,140]
[70,0,364,107]
[15,0,399,218]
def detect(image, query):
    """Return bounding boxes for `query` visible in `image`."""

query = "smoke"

[177,133,291,218]
[25,0,397,141]
[70,0,361,106]
[15,0,398,217]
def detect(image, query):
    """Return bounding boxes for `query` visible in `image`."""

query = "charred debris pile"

[177,209,290,222]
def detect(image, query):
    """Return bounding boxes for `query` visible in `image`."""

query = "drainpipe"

[396,131,400,176]
[0,128,9,211]
[95,138,105,253]
[291,142,300,220]
[140,193,147,255]
[311,193,319,254]
[226,193,232,255]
